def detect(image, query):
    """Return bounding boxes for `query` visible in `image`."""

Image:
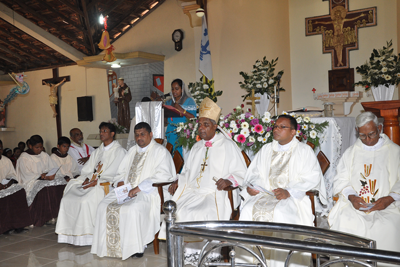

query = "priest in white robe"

[68,128,95,172]
[56,122,126,246]
[0,140,32,234]
[328,112,400,257]
[160,97,247,265]
[238,115,326,267]
[91,122,175,260]
[51,136,80,182]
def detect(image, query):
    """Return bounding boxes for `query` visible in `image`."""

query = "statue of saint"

[112,78,132,129]
[42,78,66,118]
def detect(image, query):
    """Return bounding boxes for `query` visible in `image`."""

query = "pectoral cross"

[305,0,376,69]
[246,89,260,116]
[201,161,207,172]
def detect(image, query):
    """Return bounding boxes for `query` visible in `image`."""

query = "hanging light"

[111,63,121,68]
[99,14,104,24]
[196,8,205,17]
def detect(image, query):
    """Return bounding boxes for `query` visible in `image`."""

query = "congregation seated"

[238,115,326,266]
[18,141,26,152]
[0,139,32,234]
[68,128,95,172]
[328,112,400,253]
[16,135,65,227]
[56,122,126,246]
[12,147,22,167]
[50,136,80,183]
[91,122,175,260]
[160,97,247,265]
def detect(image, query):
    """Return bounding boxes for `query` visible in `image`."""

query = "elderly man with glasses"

[329,111,400,254]
[238,115,326,267]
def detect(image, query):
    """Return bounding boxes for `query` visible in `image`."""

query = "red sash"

[70,144,90,158]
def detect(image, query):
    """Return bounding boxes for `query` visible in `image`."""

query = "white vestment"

[56,141,126,246]
[159,133,247,264]
[239,137,326,267]
[68,142,95,172]
[328,134,400,256]
[91,140,175,260]
[0,156,23,200]
[16,151,64,206]
[51,153,80,180]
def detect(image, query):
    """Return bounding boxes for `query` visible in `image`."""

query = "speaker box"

[77,96,93,121]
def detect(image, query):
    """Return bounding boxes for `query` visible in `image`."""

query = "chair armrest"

[152,182,174,187]
[224,185,240,192]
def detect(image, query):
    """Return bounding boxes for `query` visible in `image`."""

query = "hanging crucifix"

[305,0,377,70]
[42,68,71,139]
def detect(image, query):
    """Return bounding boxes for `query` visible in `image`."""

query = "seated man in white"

[328,112,400,255]
[91,122,175,260]
[68,128,95,172]
[56,122,126,246]
[239,115,326,267]
[160,97,247,265]
[51,136,80,182]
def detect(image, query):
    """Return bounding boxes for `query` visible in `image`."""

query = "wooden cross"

[246,89,260,116]
[305,0,376,70]
[42,68,70,139]
[201,161,207,172]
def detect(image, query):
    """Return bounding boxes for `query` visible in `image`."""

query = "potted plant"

[355,40,400,101]
[188,78,223,111]
[239,57,284,115]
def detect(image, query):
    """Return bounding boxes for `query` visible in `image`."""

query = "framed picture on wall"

[153,74,164,92]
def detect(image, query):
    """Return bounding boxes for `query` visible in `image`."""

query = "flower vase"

[371,84,395,101]
[255,93,270,116]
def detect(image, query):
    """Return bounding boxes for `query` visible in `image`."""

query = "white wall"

[0,66,111,152]
[289,0,398,117]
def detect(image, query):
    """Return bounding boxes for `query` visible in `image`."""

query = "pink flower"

[254,124,263,133]
[250,118,259,126]
[237,134,246,143]
[205,141,213,147]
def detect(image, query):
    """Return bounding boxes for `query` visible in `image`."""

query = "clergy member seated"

[0,139,32,234]
[50,136,80,182]
[56,122,126,246]
[238,115,326,267]
[16,135,66,227]
[160,97,247,265]
[328,112,400,253]
[68,128,95,172]
[91,122,175,260]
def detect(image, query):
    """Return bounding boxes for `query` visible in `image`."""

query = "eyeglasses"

[358,131,379,140]
[273,125,292,130]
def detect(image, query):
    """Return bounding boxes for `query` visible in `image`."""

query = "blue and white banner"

[199,16,213,80]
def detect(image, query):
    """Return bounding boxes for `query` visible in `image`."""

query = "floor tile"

[0,233,33,248]
[0,254,56,267]
[0,251,19,262]
[0,238,55,254]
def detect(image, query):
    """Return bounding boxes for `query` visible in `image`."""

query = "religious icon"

[42,78,66,118]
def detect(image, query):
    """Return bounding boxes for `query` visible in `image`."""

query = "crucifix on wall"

[305,0,377,70]
[42,68,70,139]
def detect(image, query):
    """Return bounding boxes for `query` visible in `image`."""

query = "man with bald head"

[329,111,400,254]
[68,128,95,172]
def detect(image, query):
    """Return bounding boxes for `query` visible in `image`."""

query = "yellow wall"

[0,66,111,152]
[289,0,398,116]
[113,0,292,115]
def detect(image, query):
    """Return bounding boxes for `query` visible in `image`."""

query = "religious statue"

[315,6,365,67]
[112,78,132,129]
[42,78,66,118]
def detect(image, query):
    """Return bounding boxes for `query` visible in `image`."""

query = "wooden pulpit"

[361,100,400,145]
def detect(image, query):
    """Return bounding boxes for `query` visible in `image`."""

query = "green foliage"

[188,78,223,108]
[355,40,400,90]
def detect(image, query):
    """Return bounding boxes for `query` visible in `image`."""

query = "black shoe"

[131,253,144,258]
[14,228,26,233]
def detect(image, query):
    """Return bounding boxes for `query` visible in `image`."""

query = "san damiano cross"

[305,0,376,70]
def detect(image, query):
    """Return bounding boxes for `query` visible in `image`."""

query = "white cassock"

[328,134,400,257]
[68,142,95,172]
[91,139,175,260]
[159,132,247,265]
[56,141,126,246]
[0,156,23,198]
[50,153,80,180]
[16,151,63,206]
[239,136,326,267]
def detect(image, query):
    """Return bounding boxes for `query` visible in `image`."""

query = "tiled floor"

[0,225,168,267]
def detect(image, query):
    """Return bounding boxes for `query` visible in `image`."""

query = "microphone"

[163,93,171,98]
[276,74,281,104]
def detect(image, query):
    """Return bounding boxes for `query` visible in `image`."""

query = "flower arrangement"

[239,57,285,101]
[108,118,128,134]
[173,106,328,154]
[188,78,223,108]
[355,40,400,89]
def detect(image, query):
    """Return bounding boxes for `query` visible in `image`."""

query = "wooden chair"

[154,138,164,145]
[152,150,184,254]
[166,143,173,154]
